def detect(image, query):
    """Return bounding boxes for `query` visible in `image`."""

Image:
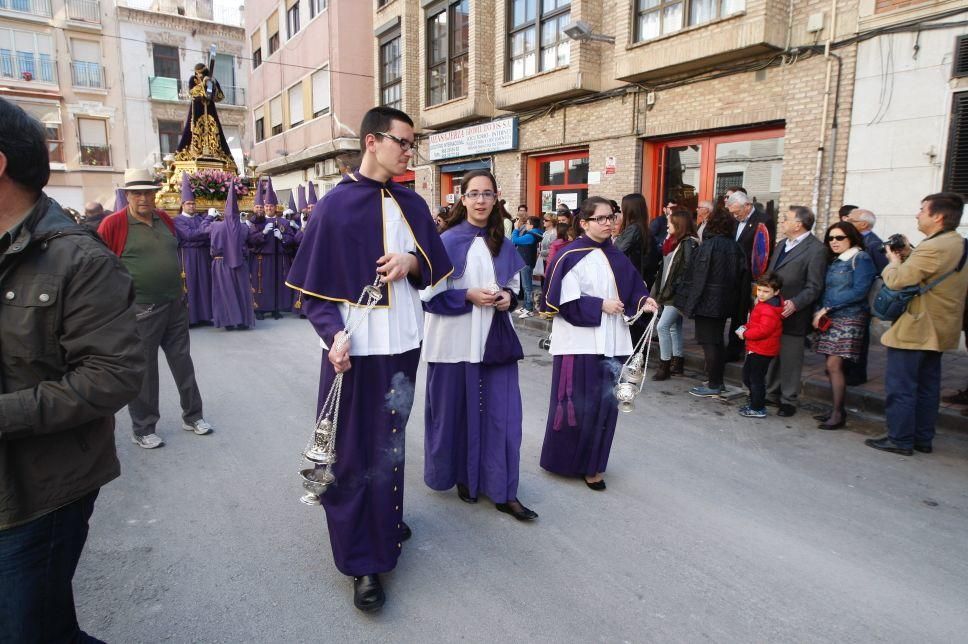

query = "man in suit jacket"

[764,206,827,416]
[866,193,968,455]
[726,191,777,361]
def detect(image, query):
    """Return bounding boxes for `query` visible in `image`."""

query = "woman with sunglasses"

[420,170,538,521]
[540,197,658,491]
[811,221,877,429]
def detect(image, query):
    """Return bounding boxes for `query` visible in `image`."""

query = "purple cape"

[544,235,650,313]
[287,171,453,305]
[441,221,524,286]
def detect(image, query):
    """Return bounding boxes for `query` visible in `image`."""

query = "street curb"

[516,315,967,433]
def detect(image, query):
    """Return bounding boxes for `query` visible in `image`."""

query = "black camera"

[538,337,551,351]
[880,233,909,254]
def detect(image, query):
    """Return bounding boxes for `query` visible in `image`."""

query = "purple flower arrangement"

[187,169,249,200]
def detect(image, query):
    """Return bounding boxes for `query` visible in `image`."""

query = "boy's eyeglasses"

[377,131,417,152]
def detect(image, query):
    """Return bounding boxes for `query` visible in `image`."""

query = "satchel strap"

[918,238,968,295]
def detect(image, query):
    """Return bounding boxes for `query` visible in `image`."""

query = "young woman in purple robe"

[420,170,537,521]
[541,197,658,490]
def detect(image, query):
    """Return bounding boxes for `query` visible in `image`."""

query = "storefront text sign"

[428,118,519,162]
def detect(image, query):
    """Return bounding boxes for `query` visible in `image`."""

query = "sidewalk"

[517,314,968,432]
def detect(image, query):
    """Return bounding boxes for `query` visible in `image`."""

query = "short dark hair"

[824,221,864,252]
[788,205,815,231]
[578,196,612,220]
[517,204,527,211]
[838,204,858,219]
[922,192,964,231]
[528,216,541,228]
[0,98,51,195]
[359,106,414,150]
[755,272,783,291]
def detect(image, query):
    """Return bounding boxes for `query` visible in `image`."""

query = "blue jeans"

[519,265,534,311]
[0,490,104,643]
[885,348,942,448]
[656,305,683,361]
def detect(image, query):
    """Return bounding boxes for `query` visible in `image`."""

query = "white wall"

[843,26,968,243]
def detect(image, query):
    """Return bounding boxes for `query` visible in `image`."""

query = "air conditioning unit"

[314,158,339,178]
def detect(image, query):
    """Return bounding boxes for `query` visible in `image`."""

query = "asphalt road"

[75,317,968,643]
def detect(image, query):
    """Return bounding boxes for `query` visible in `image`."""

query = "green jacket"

[0,194,144,530]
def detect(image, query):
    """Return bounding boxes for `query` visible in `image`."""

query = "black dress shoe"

[495,500,538,521]
[456,483,477,504]
[813,412,830,422]
[913,443,933,454]
[584,478,606,491]
[864,436,914,456]
[817,418,846,430]
[255,312,265,320]
[272,311,282,319]
[352,574,385,612]
[400,521,412,541]
[777,404,796,417]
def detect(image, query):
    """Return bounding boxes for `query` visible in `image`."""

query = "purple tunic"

[173,213,214,325]
[541,235,650,478]
[246,214,295,313]
[422,223,526,503]
[210,213,255,329]
[293,172,453,577]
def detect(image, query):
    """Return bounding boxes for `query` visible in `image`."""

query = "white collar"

[785,230,811,246]
[838,246,861,262]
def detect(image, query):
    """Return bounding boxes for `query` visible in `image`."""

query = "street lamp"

[563,20,615,44]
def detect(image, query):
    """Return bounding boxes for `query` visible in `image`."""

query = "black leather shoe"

[777,404,796,417]
[456,483,477,504]
[352,574,385,612]
[913,443,933,454]
[817,419,846,430]
[813,413,830,422]
[254,312,265,321]
[495,500,538,521]
[864,436,914,456]
[584,478,606,491]
[400,521,412,541]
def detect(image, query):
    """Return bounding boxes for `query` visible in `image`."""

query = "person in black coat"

[675,208,746,397]
[616,193,661,345]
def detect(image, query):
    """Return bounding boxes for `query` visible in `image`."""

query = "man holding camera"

[866,192,968,456]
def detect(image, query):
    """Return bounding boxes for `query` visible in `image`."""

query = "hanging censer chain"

[299,275,384,505]
[613,305,660,413]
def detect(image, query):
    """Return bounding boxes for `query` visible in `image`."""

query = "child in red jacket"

[735,273,784,418]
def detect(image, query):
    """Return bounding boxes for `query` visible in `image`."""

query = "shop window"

[507,0,570,82]
[426,0,468,106]
[380,34,402,109]
[943,91,968,197]
[634,0,745,43]
[158,119,181,156]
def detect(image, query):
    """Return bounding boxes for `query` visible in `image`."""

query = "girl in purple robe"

[420,170,537,521]
[541,197,658,491]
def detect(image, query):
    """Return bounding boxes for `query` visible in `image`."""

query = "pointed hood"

[287,191,297,213]
[307,181,318,205]
[297,184,307,210]
[254,179,264,206]
[265,176,278,206]
[114,188,128,212]
[221,184,245,269]
[180,172,195,203]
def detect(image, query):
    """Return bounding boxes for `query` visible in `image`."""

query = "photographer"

[866,193,968,456]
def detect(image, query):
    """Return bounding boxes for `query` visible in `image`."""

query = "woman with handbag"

[420,170,537,521]
[652,209,699,380]
[811,222,877,429]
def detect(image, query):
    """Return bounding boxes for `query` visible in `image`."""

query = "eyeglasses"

[827,235,849,242]
[586,214,618,225]
[377,131,417,152]
[464,190,496,201]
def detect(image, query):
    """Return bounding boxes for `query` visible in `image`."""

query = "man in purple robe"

[210,188,255,330]
[287,107,452,612]
[246,177,294,319]
[173,173,214,325]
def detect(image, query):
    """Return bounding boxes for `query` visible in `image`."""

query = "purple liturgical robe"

[210,190,255,328]
[173,213,215,325]
[540,235,650,479]
[246,213,295,313]
[422,222,526,503]
[287,171,453,577]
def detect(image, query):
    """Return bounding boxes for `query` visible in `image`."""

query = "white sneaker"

[132,433,164,449]
[513,307,526,315]
[183,418,213,435]
[517,309,533,318]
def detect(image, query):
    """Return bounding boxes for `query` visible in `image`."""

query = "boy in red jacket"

[735,273,784,418]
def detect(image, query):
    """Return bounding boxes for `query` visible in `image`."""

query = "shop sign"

[428,118,519,162]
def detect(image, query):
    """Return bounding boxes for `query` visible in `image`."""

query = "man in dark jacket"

[764,206,827,416]
[0,98,144,642]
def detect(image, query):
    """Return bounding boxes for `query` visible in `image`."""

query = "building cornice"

[117,6,245,38]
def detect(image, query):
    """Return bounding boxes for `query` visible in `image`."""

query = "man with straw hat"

[98,167,214,449]
[173,172,214,326]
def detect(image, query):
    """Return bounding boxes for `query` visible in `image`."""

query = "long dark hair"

[823,221,864,260]
[620,193,652,244]
[669,208,696,241]
[440,170,505,257]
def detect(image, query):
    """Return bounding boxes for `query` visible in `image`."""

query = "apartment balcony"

[66,0,101,24]
[0,0,52,19]
[0,52,57,84]
[147,76,246,106]
[71,61,105,89]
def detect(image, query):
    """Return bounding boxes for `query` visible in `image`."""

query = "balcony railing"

[0,0,52,18]
[80,144,111,167]
[71,61,104,88]
[67,0,100,23]
[0,52,57,84]
[147,76,246,106]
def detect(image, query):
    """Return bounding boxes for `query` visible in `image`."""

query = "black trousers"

[742,352,774,410]
[694,316,727,388]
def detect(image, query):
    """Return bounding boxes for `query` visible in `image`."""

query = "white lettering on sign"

[428,118,519,162]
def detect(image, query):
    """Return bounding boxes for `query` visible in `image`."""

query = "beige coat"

[881,230,968,352]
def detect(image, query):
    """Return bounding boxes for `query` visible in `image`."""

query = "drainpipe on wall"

[810,0,838,221]
[822,51,843,233]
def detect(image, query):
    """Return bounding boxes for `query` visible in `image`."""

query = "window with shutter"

[943,92,968,198]
[954,35,968,79]
[288,82,303,127]
[270,96,283,135]
[311,67,329,117]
